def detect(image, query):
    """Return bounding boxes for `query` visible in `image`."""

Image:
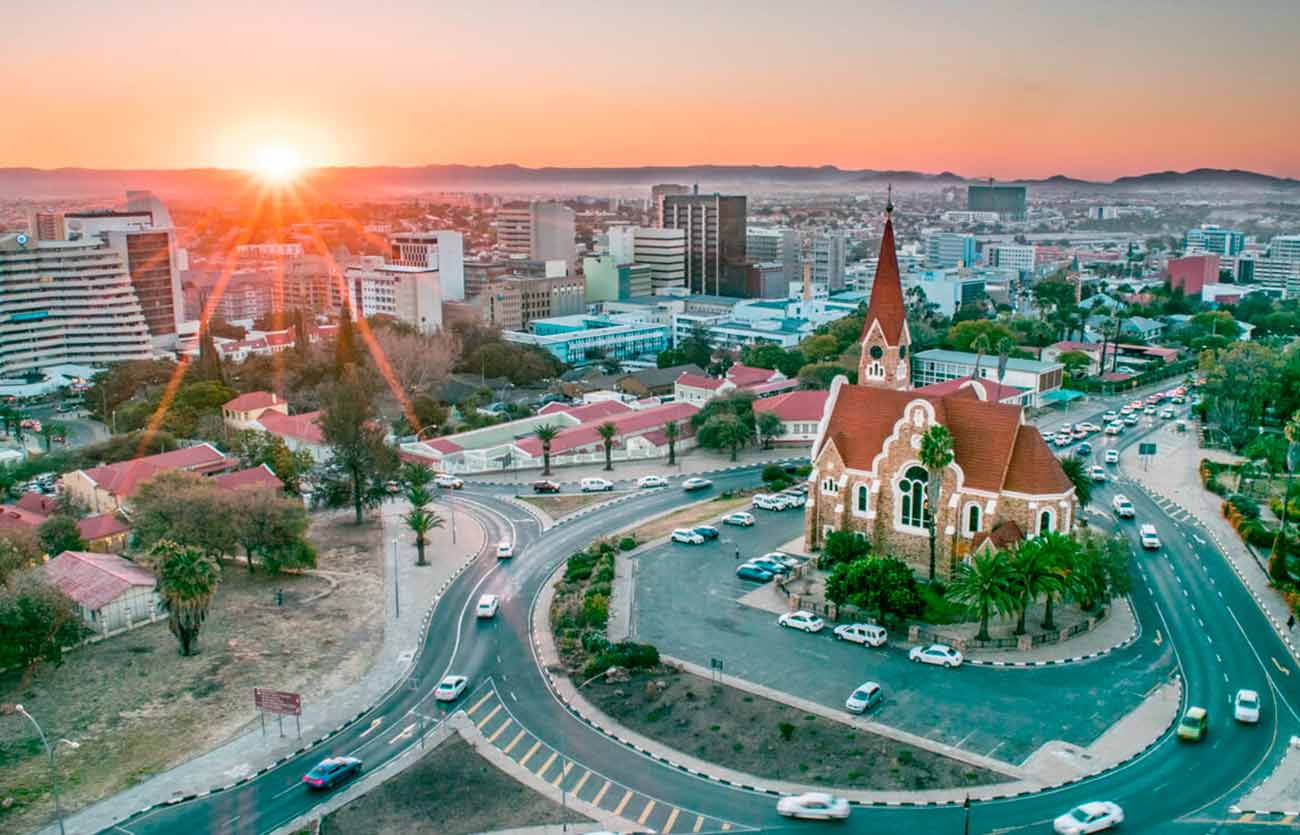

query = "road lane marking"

[664,807,681,833]
[271,781,304,799]
[519,740,542,767]
[613,789,634,816]
[467,691,495,716]
[1154,629,1163,646]
[488,718,512,743]
[360,718,382,737]
[1272,657,1292,676]
[503,729,526,754]
[693,815,704,833]
[571,769,591,796]
[476,704,503,729]
[593,780,612,806]
[537,751,558,778]
[389,722,417,744]
[721,824,732,831]
[638,799,657,825]
[552,761,573,786]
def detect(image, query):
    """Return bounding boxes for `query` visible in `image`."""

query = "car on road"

[735,564,775,582]
[776,792,851,821]
[833,622,887,647]
[1079,422,1101,433]
[1119,406,1133,416]
[496,541,515,558]
[909,643,962,668]
[672,528,706,545]
[434,675,468,701]
[1105,422,1123,436]
[476,594,500,618]
[1052,801,1124,834]
[693,525,719,540]
[777,610,825,632]
[1104,449,1119,464]
[1139,523,1161,550]
[1089,465,1106,483]
[778,489,807,508]
[580,477,615,492]
[682,477,713,492]
[1053,433,1073,448]
[1177,705,1208,741]
[302,756,362,790]
[637,475,669,489]
[1123,414,1140,426]
[1159,407,1175,419]
[722,511,755,527]
[844,681,883,713]
[1143,405,1157,415]
[532,479,561,493]
[1102,410,1118,422]
[1112,495,1135,518]
[1234,689,1261,724]
[435,474,464,489]
[1075,442,1092,457]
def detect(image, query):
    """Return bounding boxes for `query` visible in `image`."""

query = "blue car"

[746,557,791,576]
[303,756,362,789]
[693,525,720,540]
[736,564,774,582]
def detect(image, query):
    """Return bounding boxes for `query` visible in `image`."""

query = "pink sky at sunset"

[4,0,1298,180]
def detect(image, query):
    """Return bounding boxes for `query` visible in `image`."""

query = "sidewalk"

[47,499,487,835]
[463,445,803,487]
[1235,738,1300,815]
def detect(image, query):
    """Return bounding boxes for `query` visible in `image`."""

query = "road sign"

[1139,442,1157,456]
[709,657,724,671]
[254,687,302,716]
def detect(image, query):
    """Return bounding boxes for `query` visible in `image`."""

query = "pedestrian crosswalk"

[1150,493,1195,524]
[1185,811,1299,827]
[464,684,747,834]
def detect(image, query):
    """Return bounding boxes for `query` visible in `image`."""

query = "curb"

[466,458,803,490]
[965,602,1140,668]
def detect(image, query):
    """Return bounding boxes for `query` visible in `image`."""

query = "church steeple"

[858,190,912,390]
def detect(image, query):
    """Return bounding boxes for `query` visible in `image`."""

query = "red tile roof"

[44,551,154,611]
[224,391,282,412]
[725,364,778,387]
[971,519,1025,552]
[0,505,48,532]
[553,400,633,423]
[77,513,131,542]
[753,390,829,422]
[915,376,1024,404]
[745,378,800,397]
[213,465,282,491]
[516,401,698,457]
[264,330,295,347]
[80,443,237,499]
[15,491,57,516]
[1003,426,1075,495]
[863,214,906,344]
[676,373,726,391]
[256,411,325,445]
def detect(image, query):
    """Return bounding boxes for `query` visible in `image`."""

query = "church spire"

[857,190,911,390]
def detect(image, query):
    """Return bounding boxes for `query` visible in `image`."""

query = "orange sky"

[5,1,1299,180]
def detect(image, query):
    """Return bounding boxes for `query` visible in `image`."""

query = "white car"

[909,643,962,668]
[1234,688,1261,723]
[1053,434,1073,448]
[722,511,755,527]
[476,594,500,618]
[778,490,807,508]
[681,477,713,492]
[777,610,825,633]
[637,475,668,489]
[1104,449,1119,465]
[1139,523,1161,550]
[833,622,887,647]
[671,528,705,545]
[752,493,791,511]
[435,474,464,489]
[434,675,468,701]
[763,551,801,569]
[776,792,851,820]
[496,541,515,559]
[1104,422,1123,436]
[580,477,614,493]
[1053,801,1124,834]
[844,681,883,713]
[1119,405,1133,416]
[1159,407,1175,419]
[1102,410,1118,422]
[1143,405,1157,415]
[1112,495,1135,518]
[1089,465,1106,483]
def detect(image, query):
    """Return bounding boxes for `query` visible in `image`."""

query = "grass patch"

[518,492,627,518]
[628,494,751,544]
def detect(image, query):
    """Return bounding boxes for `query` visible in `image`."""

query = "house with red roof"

[0,492,131,553]
[60,443,239,514]
[752,390,830,445]
[223,391,290,429]
[804,200,1075,579]
[252,410,328,462]
[44,551,160,634]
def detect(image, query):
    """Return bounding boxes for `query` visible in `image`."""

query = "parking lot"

[632,498,1174,767]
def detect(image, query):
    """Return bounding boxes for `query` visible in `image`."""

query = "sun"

[255,145,302,184]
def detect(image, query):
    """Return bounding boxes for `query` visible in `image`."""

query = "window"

[966,503,981,534]
[856,484,869,513]
[899,344,907,359]
[822,477,837,494]
[898,465,929,529]
[1038,509,1054,535]
[869,345,883,360]
[867,361,884,379]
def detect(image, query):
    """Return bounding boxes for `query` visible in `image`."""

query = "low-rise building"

[60,443,240,514]
[44,551,161,634]
[752,390,829,444]
[504,315,670,365]
[223,391,290,429]
[911,349,1063,407]
[1121,316,1165,342]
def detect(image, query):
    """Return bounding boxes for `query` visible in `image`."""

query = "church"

[803,199,1075,579]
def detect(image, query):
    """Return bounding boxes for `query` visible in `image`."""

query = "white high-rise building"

[496,203,533,256]
[344,258,444,334]
[986,244,1036,272]
[607,226,686,295]
[0,234,154,377]
[495,202,576,271]
[1269,235,1300,263]
[389,230,465,300]
[812,234,847,290]
[747,227,801,285]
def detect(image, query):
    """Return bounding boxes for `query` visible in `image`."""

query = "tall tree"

[318,367,398,523]
[756,411,784,449]
[39,421,67,452]
[597,422,617,471]
[0,573,87,672]
[0,528,41,586]
[335,303,359,377]
[698,413,751,461]
[1034,531,1080,630]
[919,424,954,581]
[1271,411,1300,583]
[152,540,222,657]
[230,485,316,574]
[195,326,226,385]
[533,424,560,476]
[664,420,680,466]
[38,515,86,555]
[1008,539,1064,635]
[403,484,445,567]
[970,332,992,380]
[293,309,310,357]
[1058,456,1093,507]
[946,552,1017,642]
[132,471,238,562]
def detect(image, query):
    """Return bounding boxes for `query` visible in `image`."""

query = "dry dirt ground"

[518,492,628,518]
[320,736,590,835]
[629,495,750,543]
[584,669,1001,791]
[0,509,385,833]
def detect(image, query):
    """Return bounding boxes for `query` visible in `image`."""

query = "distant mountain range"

[0,164,1295,202]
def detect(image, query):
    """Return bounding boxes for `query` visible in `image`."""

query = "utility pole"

[391,537,400,617]
[963,794,971,835]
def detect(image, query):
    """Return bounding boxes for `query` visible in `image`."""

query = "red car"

[532,479,561,493]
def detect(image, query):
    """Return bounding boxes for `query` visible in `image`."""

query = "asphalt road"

[104,392,1300,835]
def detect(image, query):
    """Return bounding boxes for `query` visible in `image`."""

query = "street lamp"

[14,704,67,835]
[391,537,400,618]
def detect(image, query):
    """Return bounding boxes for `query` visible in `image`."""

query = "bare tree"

[372,328,461,399]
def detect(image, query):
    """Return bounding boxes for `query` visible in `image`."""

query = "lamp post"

[15,704,67,835]
[391,537,400,618]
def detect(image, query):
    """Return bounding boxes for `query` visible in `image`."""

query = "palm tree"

[664,420,680,466]
[152,540,222,657]
[1270,410,1300,583]
[403,481,442,566]
[1035,531,1079,630]
[400,460,433,490]
[533,423,559,476]
[919,424,954,581]
[39,421,66,451]
[597,422,617,472]
[970,333,992,381]
[1008,539,1064,635]
[946,551,1017,642]
[1058,456,1093,507]
[994,336,1014,387]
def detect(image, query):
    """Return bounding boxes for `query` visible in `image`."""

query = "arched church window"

[899,465,929,529]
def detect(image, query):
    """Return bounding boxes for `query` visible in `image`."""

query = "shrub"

[1227,494,1260,520]
[581,593,609,628]
[796,464,812,477]
[762,464,787,484]
[619,536,637,551]
[581,631,610,654]
[778,721,796,741]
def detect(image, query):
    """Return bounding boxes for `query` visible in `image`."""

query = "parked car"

[1089,465,1106,483]
[532,480,561,494]
[434,675,469,701]
[735,564,774,582]
[776,792,851,821]
[832,622,887,647]
[1234,689,1261,724]
[1177,705,1208,741]
[762,551,800,569]
[778,489,807,508]
[1053,801,1124,834]
[1139,523,1161,550]
[672,528,706,545]
[580,477,614,492]
[777,610,825,633]
[693,525,719,540]
[1053,434,1073,448]
[722,511,755,527]
[1104,449,1119,465]
[496,541,515,559]
[682,477,713,492]
[303,756,363,790]
[476,594,500,618]
[753,493,792,511]
[637,475,668,489]
[844,681,883,713]
[1112,495,1135,518]
[908,643,962,668]
[435,474,464,489]
[384,480,401,493]
[745,557,791,576]
[1075,442,1092,457]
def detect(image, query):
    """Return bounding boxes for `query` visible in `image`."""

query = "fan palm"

[533,423,560,476]
[1008,538,1064,635]
[403,505,445,567]
[1034,531,1080,630]
[946,551,1017,642]
[152,540,222,657]
[919,424,954,581]
[597,422,617,471]
[1058,456,1093,507]
[400,460,433,490]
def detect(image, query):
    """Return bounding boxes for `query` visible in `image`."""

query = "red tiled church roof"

[863,208,906,345]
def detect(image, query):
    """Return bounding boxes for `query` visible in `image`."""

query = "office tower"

[496,203,533,256]
[812,234,847,290]
[651,184,690,226]
[925,232,977,268]
[0,234,154,377]
[62,190,183,345]
[607,226,687,296]
[505,273,585,327]
[282,254,343,314]
[389,230,465,300]
[748,227,801,285]
[1268,235,1300,263]
[28,211,66,241]
[583,256,653,303]
[495,202,576,271]
[344,259,444,334]
[1186,225,1245,257]
[986,243,1036,272]
[660,189,747,295]
[967,184,1027,220]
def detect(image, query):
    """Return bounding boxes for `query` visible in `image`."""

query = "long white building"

[0,234,154,378]
[607,226,686,295]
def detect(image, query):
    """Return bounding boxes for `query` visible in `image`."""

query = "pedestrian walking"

[1288,614,1295,630]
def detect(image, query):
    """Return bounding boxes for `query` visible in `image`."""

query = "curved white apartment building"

[0,234,154,378]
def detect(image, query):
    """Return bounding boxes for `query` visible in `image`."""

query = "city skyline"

[5,0,1299,179]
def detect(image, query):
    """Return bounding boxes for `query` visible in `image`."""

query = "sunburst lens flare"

[255,145,302,184]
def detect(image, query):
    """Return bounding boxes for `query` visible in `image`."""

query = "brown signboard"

[254,687,302,716]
